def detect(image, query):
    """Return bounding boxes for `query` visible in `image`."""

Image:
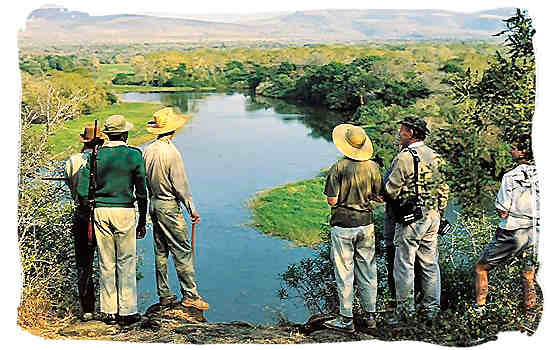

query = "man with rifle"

[383,115,449,325]
[143,107,208,311]
[77,115,148,326]
[64,124,105,321]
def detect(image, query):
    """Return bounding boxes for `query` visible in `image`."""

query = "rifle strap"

[406,147,421,202]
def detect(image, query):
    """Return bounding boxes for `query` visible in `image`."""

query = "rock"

[59,320,119,337]
[145,302,206,323]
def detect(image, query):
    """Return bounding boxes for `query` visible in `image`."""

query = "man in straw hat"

[323,124,382,333]
[143,107,209,311]
[77,115,148,326]
[383,115,448,325]
[64,125,106,321]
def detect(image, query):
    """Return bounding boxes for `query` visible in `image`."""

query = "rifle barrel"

[40,177,68,181]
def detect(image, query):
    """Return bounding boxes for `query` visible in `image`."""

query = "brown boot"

[522,270,536,310]
[182,297,209,310]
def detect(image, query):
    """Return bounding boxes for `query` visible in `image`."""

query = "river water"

[120,92,343,324]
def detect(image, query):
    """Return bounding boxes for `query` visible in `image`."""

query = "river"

[120,92,343,324]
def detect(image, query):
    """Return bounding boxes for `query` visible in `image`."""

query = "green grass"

[109,85,217,93]
[95,64,133,83]
[47,102,166,159]
[248,176,330,247]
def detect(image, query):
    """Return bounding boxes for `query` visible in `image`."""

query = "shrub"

[279,210,542,345]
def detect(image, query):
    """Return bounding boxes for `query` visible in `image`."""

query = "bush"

[17,102,81,334]
[279,210,542,345]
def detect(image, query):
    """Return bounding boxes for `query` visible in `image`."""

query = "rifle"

[86,120,100,247]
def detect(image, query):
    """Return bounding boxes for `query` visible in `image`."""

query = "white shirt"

[495,164,539,230]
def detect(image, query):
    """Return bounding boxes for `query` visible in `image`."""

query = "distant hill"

[18,6,518,47]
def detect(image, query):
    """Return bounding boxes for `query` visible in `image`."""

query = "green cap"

[400,115,429,136]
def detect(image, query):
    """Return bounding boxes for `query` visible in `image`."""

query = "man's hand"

[191,211,201,223]
[372,195,384,203]
[136,221,146,239]
[497,209,509,219]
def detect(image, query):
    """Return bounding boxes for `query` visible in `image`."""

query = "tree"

[431,9,535,212]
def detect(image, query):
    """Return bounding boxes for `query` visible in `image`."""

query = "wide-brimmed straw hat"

[80,125,107,143]
[332,124,373,161]
[146,107,189,135]
[103,114,133,134]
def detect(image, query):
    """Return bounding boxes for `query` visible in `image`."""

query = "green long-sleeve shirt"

[76,141,148,208]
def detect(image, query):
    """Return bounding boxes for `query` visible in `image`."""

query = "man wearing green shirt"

[77,115,148,327]
[323,124,382,333]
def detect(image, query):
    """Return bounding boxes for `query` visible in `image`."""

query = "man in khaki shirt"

[323,124,382,333]
[143,108,208,310]
[384,115,448,325]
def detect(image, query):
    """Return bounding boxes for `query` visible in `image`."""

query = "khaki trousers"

[94,207,138,316]
[330,224,377,317]
[150,199,199,299]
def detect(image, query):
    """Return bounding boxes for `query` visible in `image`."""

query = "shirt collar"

[407,141,424,148]
[103,140,127,147]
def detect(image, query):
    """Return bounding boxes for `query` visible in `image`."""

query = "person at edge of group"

[64,125,106,321]
[383,130,423,311]
[383,115,449,325]
[322,124,383,333]
[143,107,209,311]
[473,133,539,316]
[76,115,148,327]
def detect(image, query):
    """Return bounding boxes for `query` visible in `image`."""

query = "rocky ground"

[54,302,379,344]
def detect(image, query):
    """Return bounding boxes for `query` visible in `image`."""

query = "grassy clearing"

[95,63,133,83]
[248,176,330,247]
[47,102,166,159]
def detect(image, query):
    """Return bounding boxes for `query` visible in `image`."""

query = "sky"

[3,1,550,350]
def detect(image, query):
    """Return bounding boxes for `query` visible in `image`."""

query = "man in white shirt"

[474,136,539,314]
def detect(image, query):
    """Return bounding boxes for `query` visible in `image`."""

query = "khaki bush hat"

[80,124,107,143]
[332,124,373,161]
[146,107,189,135]
[103,114,133,134]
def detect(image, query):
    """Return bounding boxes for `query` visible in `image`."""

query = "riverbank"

[47,102,168,159]
[109,85,218,93]
[248,176,329,247]
[248,173,386,247]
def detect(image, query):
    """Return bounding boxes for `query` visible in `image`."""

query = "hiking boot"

[99,312,117,325]
[181,297,209,310]
[159,295,178,306]
[323,315,355,333]
[364,313,376,328]
[80,312,94,322]
[118,313,142,327]
[423,309,440,326]
[386,308,412,327]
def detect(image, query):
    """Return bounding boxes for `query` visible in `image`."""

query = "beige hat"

[80,124,107,143]
[332,124,373,161]
[103,114,133,134]
[146,107,189,135]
